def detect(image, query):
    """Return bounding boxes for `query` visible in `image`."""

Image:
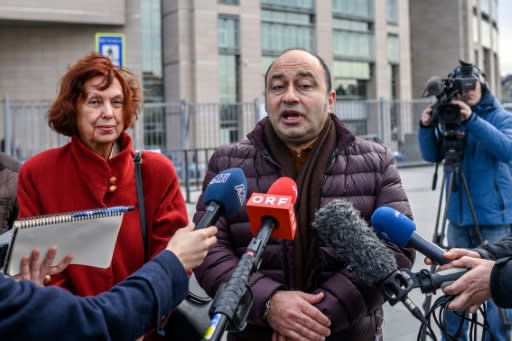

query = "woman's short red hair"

[48,52,142,136]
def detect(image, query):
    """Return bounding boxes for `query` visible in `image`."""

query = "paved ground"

[186,164,448,340]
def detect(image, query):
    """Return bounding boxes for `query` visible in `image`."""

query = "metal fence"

[1,95,474,201]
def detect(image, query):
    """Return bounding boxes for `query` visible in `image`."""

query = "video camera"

[422,61,483,166]
[422,60,482,131]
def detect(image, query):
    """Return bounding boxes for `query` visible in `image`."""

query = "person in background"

[1,223,218,340]
[418,60,512,341]
[0,151,20,233]
[16,52,188,340]
[193,48,415,341]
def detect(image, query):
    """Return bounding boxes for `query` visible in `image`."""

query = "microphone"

[196,168,248,229]
[202,177,298,340]
[246,176,297,240]
[313,199,425,322]
[313,199,396,286]
[370,206,449,265]
[422,76,445,97]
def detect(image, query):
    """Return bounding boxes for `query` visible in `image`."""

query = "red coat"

[17,132,188,296]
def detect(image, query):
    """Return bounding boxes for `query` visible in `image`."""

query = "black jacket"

[475,235,512,307]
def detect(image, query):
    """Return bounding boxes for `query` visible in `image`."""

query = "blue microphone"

[370,206,449,265]
[196,168,247,229]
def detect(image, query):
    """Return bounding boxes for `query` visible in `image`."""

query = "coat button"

[108,185,117,192]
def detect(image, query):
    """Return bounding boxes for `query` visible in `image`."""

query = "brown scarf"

[263,116,337,291]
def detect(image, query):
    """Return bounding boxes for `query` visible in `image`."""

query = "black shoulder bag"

[133,151,212,340]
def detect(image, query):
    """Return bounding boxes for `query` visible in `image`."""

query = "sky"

[499,0,512,76]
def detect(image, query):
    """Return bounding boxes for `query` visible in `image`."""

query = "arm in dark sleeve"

[490,256,512,308]
[475,235,512,260]
[417,123,443,163]
[0,250,188,340]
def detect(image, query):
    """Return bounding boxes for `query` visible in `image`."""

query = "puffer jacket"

[418,89,512,225]
[193,115,415,340]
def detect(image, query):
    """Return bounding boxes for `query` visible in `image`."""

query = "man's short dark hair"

[264,48,332,93]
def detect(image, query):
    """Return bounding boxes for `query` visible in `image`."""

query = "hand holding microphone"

[167,223,218,270]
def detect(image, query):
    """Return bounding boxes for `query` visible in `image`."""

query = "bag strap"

[134,151,148,261]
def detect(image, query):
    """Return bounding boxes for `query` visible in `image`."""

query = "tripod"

[420,143,512,341]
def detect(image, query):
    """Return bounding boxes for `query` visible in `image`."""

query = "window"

[218,16,240,144]
[332,0,373,19]
[218,0,239,4]
[333,61,370,100]
[387,34,399,64]
[261,9,314,54]
[333,30,373,60]
[261,0,313,10]
[387,0,398,25]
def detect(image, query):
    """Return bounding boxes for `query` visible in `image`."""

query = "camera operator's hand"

[420,104,434,127]
[450,99,473,122]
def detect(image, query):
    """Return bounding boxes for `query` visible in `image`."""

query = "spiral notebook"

[3,206,133,276]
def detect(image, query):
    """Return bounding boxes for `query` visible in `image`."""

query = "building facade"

[410,0,501,98]
[0,0,502,153]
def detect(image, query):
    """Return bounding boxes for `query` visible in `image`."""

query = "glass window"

[218,16,239,51]
[333,61,370,79]
[387,34,399,64]
[262,22,314,54]
[332,18,370,31]
[141,0,163,102]
[473,14,479,43]
[333,79,368,100]
[261,10,311,24]
[219,55,238,103]
[261,0,314,10]
[481,19,491,48]
[333,30,373,60]
[218,0,239,4]
[481,0,490,15]
[387,0,398,25]
[332,0,373,19]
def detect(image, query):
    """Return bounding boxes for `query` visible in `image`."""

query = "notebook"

[3,206,132,276]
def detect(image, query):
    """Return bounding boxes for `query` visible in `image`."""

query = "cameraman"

[418,61,512,341]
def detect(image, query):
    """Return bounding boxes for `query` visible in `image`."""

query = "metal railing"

[8,96,512,201]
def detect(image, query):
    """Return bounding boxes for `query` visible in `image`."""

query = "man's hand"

[13,247,73,286]
[450,99,473,122]
[166,223,217,270]
[267,290,331,341]
[424,248,481,269]
[442,256,494,313]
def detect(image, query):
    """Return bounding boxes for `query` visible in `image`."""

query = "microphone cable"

[418,294,496,341]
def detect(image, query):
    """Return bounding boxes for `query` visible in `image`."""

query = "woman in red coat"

[16,53,188,337]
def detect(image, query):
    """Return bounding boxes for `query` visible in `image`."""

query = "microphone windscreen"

[313,199,396,286]
[203,167,247,216]
[267,177,298,204]
[371,206,416,248]
[422,76,444,97]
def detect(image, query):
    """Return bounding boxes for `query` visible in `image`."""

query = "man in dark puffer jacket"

[193,48,415,341]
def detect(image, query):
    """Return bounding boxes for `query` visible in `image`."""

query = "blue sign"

[95,33,125,68]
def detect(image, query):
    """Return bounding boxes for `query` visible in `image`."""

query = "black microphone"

[312,199,425,322]
[313,199,396,286]
[422,76,445,97]
[196,167,248,229]
[370,206,449,265]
